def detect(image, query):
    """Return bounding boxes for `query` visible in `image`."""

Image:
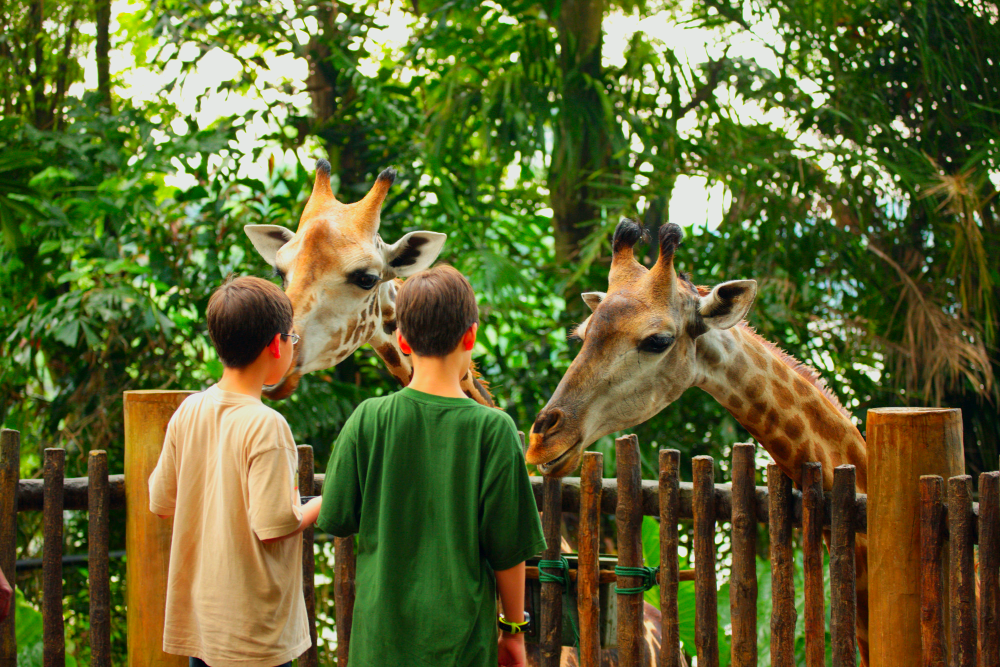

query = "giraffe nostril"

[532,409,564,437]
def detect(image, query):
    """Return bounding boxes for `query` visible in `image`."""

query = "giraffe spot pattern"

[725,353,748,385]
[749,346,769,370]
[793,375,813,397]
[783,415,805,440]
[744,375,766,400]
[728,394,744,411]
[771,357,791,381]
[773,379,795,409]
[769,435,792,462]
[803,399,843,441]
[376,344,401,369]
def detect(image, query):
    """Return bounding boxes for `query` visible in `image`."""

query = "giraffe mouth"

[535,442,581,477]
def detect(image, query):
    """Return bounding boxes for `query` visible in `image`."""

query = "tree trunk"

[549,0,608,267]
[95,0,111,111]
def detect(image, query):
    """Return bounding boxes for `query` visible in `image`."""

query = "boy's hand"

[497,632,525,667]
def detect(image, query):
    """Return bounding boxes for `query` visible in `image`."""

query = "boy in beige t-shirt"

[149,276,323,667]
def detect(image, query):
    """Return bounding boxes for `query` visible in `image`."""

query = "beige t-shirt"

[149,385,310,667]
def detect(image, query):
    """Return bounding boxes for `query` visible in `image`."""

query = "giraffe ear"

[384,231,447,278]
[697,280,757,330]
[581,292,606,312]
[245,225,295,266]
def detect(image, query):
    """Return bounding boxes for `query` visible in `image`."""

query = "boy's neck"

[406,352,471,399]
[216,366,268,401]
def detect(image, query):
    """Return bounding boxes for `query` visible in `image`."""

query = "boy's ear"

[463,322,478,351]
[384,232,447,278]
[397,331,412,356]
[245,225,295,266]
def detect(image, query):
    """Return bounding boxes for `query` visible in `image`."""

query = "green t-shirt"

[317,387,547,667]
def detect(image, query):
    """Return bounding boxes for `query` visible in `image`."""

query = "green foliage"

[1,0,997,663]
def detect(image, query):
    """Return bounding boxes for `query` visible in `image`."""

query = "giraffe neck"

[695,325,868,491]
[366,279,495,407]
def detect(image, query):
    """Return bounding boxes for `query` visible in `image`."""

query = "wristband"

[498,611,530,635]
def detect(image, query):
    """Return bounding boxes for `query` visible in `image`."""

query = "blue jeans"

[190,660,291,667]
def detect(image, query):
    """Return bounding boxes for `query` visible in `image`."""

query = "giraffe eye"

[639,334,674,354]
[349,271,379,290]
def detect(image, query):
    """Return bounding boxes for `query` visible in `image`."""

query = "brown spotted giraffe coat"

[528,219,870,666]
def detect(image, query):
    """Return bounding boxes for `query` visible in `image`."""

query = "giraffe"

[244,159,493,405]
[527,219,871,665]
[245,162,673,667]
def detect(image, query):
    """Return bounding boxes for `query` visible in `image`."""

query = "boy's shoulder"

[173,386,290,439]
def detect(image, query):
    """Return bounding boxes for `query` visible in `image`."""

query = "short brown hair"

[396,265,479,357]
[207,276,294,368]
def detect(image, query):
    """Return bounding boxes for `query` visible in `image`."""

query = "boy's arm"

[496,562,527,667]
[149,421,178,518]
[261,496,322,543]
[316,412,363,537]
[479,418,547,572]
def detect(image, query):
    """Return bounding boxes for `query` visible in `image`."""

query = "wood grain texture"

[124,390,192,667]
[0,429,19,667]
[660,449,681,667]
[541,476,563,667]
[768,464,795,667]
[831,465,857,667]
[692,455,719,667]
[615,435,644,667]
[42,449,65,667]
[297,446,318,667]
[579,452,603,667]
[867,407,963,667]
[730,444,757,667]
[334,536,356,667]
[919,476,946,667]
[802,462,825,667]
[949,476,976,667]
[978,472,999,667]
[88,451,111,667]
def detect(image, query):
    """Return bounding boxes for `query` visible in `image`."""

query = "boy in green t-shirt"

[318,265,546,667]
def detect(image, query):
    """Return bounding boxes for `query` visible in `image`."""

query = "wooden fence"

[0,425,997,666]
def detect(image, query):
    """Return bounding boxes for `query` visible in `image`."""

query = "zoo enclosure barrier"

[0,402,996,667]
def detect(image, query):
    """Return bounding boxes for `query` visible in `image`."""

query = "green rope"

[614,565,659,595]
[537,557,571,588]
[537,557,580,652]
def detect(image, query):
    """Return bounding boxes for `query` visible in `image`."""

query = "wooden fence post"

[616,434,644,667]
[297,445,318,667]
[540,475,563,667]
[89,450,112,667]
[578,451,602,667]
[124,390,193,667]
[867,407,963,667]
[692,455,719,667]
[43,448,66,667]
[0,429,19,667]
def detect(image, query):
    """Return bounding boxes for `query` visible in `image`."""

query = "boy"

[318,265,546,667]
[149,276,323,667]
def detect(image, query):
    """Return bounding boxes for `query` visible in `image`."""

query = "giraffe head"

[527,219,757,476]
[244,160,446,399]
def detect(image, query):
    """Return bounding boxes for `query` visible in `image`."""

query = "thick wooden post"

[124,390,193,667]
[578,451,602,667]
[867,407,963,667]
[730,443,757,667]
